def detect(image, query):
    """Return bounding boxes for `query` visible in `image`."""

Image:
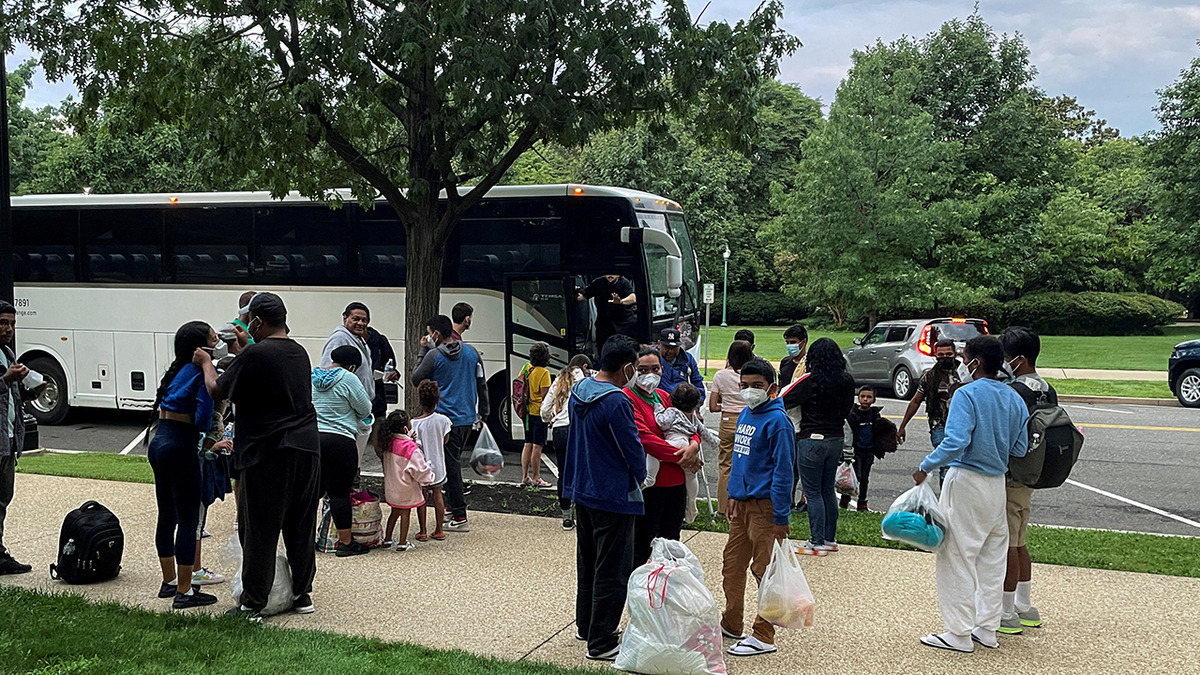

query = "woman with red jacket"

[625,348,703,563]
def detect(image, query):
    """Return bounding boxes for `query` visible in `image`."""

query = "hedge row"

[1000,292,1184,336]
[723,292,809,326]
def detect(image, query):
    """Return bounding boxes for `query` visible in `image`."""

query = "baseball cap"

[659,328,682,347]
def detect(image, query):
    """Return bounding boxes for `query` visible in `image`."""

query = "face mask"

[203,342,230,361]
[620,364,635,388]
[962,358,979,382]
[786,344,801,357]
[740,388,769,408]
[248,318,263,341]
[635,373,661,392]
[936,356,956,369]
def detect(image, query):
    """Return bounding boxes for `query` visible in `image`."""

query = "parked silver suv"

[843,317,989,399]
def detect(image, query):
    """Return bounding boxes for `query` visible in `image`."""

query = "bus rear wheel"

[26,357,70,425]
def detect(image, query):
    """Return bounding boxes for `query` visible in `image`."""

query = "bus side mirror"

[667,256,682,298]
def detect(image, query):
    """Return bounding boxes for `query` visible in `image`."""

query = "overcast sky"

[9,0,1200,136]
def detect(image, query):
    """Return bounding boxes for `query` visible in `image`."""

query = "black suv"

[1168,339,1200,407]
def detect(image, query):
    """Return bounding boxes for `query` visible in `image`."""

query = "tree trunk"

[867,310,878,330]
[401,216,449,410]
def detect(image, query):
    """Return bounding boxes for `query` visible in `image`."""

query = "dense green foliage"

[8,10,1200,335]
[1003,291,1184,335]
[723,291,809,325]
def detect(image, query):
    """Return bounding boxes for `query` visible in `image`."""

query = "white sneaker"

[795,541,828,556]
[191,568,225,585]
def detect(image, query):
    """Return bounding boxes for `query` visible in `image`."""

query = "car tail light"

[917,325,933,355]
[951,317,966,323]
[981,320,989,335]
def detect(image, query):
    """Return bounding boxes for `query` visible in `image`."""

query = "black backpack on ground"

[50,501,124,584]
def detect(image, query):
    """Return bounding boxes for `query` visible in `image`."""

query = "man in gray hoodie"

[321,303,375,467]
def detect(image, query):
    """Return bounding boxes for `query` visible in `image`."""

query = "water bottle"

[384,358,395,374]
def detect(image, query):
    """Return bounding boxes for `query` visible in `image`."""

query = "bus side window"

[166,207,252,283]
[355,202,407,284]
[13,209,78,283]
[255,205,349,283]
[80,208,166,283]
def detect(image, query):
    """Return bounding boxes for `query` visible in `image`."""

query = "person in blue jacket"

[562,335,644,663]
[656,328,705,402]
[720,358,795,657]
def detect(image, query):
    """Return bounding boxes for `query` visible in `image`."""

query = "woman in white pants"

[912,336,1029,654]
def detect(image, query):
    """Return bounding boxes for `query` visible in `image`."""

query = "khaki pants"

[717,415,738,511]
[721,498,776,644]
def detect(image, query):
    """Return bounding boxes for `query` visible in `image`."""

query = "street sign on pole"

[703,283,714,389]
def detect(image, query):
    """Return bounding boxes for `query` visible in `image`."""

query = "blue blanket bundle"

[881,511,944,551]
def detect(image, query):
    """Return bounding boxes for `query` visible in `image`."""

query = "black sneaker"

[586,646,620,662]
[172,589,218,610]
[335,541,371,557]
[224,606,264,623]
[292,593,315,614]
[562,518,575,531]
[0,555,33,575]
[445,517,470,532]
[157,583,178,599]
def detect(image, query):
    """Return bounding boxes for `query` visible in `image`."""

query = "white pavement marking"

[119,428,148,455]
[1067,404,1133,415]
[1065,478,1200,531]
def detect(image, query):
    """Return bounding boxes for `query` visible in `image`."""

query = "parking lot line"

[1065,479,1200,530]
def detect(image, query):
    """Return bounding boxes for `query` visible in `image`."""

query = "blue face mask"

[786,344,801,357]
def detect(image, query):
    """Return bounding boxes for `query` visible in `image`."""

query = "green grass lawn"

[16,452,154,483]
[1045,378,1173,399]
[0,586,592,675]
[686,503,1200,578]
[698,324,1200,371]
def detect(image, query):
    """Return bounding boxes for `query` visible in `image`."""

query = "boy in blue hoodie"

[562,335,644,662]
[721,359,795,658]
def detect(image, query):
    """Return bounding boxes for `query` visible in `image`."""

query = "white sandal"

[727,638,777,656]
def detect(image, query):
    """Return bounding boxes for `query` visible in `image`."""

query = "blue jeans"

[930,427,948,486]
[797,436,844,545]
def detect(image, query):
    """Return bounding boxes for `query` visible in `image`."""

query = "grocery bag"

[757,539,815,629]
[615,538,726,675]
[880,480,946,551]
[469,424,505,477]
[350,491,384,548]
[835,461,858,497]
[315,498,339,553]
[226,534,294,616]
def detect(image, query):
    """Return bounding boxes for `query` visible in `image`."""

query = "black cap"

[659,328,681,347]
[247,291,287,326]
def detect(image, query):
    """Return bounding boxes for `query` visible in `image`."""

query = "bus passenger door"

[114,332,158,411]
[502,276,574,446]
[72,331,116,409]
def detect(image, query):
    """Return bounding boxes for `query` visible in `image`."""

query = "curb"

[1058,395,1182,408]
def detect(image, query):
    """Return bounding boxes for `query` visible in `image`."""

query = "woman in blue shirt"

[148,321,219,610]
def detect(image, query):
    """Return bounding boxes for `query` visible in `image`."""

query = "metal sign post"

[701,282,715,513]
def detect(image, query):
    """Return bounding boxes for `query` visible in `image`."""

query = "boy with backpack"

[843,385,883,511]
[997,326,1075,636]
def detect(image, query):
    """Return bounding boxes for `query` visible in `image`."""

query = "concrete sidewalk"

[3,473,1198,674]
[698,361,1167,382]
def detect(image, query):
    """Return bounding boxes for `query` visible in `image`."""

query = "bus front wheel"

[26,357,70,425]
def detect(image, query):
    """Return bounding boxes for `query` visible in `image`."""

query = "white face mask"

[962,358,979,383]
[740,388,769,409]
[635,373,661,393]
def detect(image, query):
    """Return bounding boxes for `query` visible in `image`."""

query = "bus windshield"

[666,213,700,318]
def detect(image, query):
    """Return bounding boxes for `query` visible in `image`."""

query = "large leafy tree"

[1147,46,1200,312]
[4,59,68,193]
[774,15,1067,325]
[7,0,796,380]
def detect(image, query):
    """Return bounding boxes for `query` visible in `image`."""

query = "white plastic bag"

[615,539,726,675]
[469,424,505,477]
[757,540,815,629]
[880,480,947,551]
[226,534,294,616]
[835,461,858,497]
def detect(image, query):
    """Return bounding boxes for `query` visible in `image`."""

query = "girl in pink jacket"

[383,410,434,551]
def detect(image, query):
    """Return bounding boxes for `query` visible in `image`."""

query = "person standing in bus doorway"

[366,326,400,463]
[194,292,322,620]
[579,275,637,354]
[0,302,35,576]
[656,328,705,401]
[321,303,376,468]
[412,314,489,531]
[451,303,474,342]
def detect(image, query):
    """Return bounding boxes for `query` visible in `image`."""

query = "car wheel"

[26,356,70,425]
[1177,368,1200,408]
[892,366,915,401]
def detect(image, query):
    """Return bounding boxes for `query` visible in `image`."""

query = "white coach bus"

[10,185,702,446]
